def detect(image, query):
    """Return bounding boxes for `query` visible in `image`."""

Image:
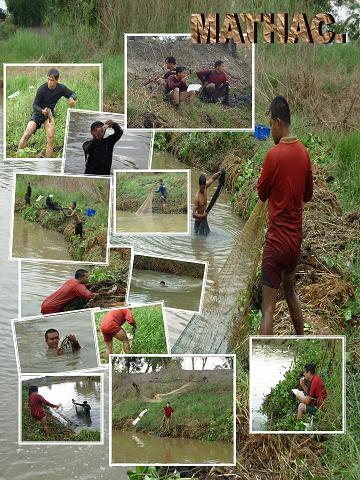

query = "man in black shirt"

[24,182,32,205]
[83,120,123,175]
[17,68,77,158]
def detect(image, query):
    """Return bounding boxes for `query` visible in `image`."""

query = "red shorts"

[262,242,300,289]
[101,324,122,343]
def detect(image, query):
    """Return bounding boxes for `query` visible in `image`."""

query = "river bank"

[14,181,109,263]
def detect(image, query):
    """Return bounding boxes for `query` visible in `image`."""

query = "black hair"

[304,363,316,374]
[90,121,104,131]
[45,328,59,341]
[72,201,77,207]
[75,269,88,279]
[160,281,165,285]
[159,179,163,182]
[48,68,60,80]
[165,56,176,65]
[269,95,291,126]
[28,385,38,396]
[215,60,224,68]
[199,174,207,186]
[166,401,170,404]
[83,400,88,404]
[175,66,186,74]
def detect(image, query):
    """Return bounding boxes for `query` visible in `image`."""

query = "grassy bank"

[112,373,233,441]
[15,174,110,262]
[21,388,100,442]
[134,255,204,278]
[116,172,188,213]
[6,65,100,158]
[95,304,168,360]
[260,339,343,432]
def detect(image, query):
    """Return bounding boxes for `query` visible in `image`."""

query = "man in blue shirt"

[154,179,168,210]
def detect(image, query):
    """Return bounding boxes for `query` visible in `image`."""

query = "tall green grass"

[6,66,100,158]
[95,304,168,361]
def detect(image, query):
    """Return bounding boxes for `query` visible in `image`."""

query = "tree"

[7,0,47,26]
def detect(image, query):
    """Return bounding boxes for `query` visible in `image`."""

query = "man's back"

[41,279,93,314]
[257,138,313,253]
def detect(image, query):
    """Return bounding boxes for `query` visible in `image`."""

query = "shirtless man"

[45,328,81,355]
[193,171,221,234]
[65,201,83,238]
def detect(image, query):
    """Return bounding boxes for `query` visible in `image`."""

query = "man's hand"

[105,119,114,128]
[202,212,208,219]
[55,403,62,409]
[68,334,77,342]
[42,108,49,116]
[68,97,76,107]
[299,378,306,389]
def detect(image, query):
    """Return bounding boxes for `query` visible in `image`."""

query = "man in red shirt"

[161,401,174,432]
[100,308,137,358]
[41,269,98,314]
[296,363,327,420]
[164,66,195,107]
[28,385,61,436]
[197,60,230,105]
[257,96,313,335]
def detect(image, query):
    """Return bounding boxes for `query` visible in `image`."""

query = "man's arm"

[257,151,274,202]
[196,69,211,83]
[67,334,81,351]
[167,76,185,91]
[303,157,313,203]
[61,84,77,107]
[39,395,58,409]
[104,121,123,146]
[206,171,221,188]
[75,283,96,300]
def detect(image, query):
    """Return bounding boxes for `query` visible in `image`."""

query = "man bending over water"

[83,120,123,175]
[41,269,99,314]
[17,68,77,158]
[193,170,222,234]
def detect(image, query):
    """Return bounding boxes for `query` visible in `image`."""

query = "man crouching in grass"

[164,66,195,108]
[17,68,77,158]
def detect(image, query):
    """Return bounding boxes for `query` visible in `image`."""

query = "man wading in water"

[83,120,123,175]
[257,96,313,335]
[193,169,225,235]
[160,402,174,433]
[17,68,77,158]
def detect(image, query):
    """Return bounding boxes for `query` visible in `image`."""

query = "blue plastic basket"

[86,208,96,217]
[254,124,270,141]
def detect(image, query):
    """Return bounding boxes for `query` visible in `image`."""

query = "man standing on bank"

[17,68,77,158]
[257,96,313,335]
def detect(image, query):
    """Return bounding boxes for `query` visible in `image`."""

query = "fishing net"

[135,191,153,215]
[174,200,268,353]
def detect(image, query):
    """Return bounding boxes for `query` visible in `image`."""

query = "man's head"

[215,60,225,73]
[175,66,187,80]
[45,328,60,349]
[83,400,88,405]
[269,96,291,144]
[75,269,89,284]
[160,281,166,287]
[199,174,207,193]
[165,56,176,70]
[47,68,60,90]
[166,401,171,406]
[159,178,164,185]
[28,385,38,396]
[304,363,316,380]
[90,121,105,140]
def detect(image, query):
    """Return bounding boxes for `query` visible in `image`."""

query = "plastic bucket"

[86,208,96,217]
[254,124,270,140]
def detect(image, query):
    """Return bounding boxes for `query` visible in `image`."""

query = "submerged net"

[135,191,153,215]
[173,200,268,353]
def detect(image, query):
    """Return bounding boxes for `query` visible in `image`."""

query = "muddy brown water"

[14,310,98,374]
[12,213,72,261]
[112,430,233,464]
[129,268,203,312]
[64,111,152,174]
[24,377,102,435]
[111,151,243,348]
[251,343,294,431]
[0,152,127,477]
[116,211,188,233]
